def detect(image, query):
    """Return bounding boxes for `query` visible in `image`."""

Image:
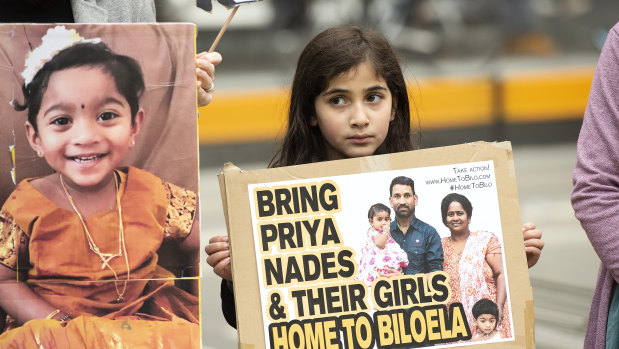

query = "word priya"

[259,217,342,253]
[268,304,470,349]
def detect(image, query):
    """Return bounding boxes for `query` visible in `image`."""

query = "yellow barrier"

[198,67,594,145]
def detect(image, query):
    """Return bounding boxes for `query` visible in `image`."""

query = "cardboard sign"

[220,141,534,348]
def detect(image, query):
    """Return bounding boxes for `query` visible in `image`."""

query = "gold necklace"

[60,172,130,303]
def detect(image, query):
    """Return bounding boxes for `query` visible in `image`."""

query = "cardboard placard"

[220,141,534,349]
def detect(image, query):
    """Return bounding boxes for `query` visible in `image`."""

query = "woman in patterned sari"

[439,193,511,339]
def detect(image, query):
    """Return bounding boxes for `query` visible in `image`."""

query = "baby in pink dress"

[356,203,409,287]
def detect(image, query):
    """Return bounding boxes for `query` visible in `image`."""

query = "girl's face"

[369,210,391,231]
[312,61,395,161]
[445,201,470,234]
[25,66,143,190]
[475,314,497,335]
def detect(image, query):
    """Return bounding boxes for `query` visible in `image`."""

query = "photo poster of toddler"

[220,141,535,349]
[0,24,201,347]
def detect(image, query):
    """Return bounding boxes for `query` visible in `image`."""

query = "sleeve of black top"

[221,278,238,328]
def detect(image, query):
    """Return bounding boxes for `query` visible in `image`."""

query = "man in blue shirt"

[388,176,444,275]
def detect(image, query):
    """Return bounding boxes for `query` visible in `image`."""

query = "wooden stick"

[209,6,239,53]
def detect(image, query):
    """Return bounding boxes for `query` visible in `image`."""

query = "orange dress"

[0,167,200,348]
[441,231,512,339]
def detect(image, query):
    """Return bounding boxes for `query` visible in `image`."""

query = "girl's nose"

[72,119,102,145]
[349,103,370,127]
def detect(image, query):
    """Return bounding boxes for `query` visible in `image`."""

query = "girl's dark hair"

[367,203,391,220]
[15,42,145,132]
[472,298,499,321]
[440,193,473,227]
[269,26,415,168]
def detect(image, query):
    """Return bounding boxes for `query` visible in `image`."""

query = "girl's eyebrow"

[321,85,388,96]
[43,102,72,118]
[321,88,348,96]
[98,97,127,108]
[365,85,388,93]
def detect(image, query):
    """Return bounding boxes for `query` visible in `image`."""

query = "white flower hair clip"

[21,26,101,87]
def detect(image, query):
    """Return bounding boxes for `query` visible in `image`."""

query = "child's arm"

[373,222,391,249]
[0,264,70,324]
[373,231,389,249]
[196,51,222,107]
[522,222,544,268]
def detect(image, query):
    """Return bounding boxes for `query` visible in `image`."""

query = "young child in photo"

[0,26,201,347]
[356,203,408,287]
[205,26,545,329]
[470,298,506,342]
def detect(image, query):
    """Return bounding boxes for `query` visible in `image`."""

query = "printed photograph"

[0,24,201,347]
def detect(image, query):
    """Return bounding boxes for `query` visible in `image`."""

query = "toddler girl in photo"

[0,26,200,347]
[356,203,408,287]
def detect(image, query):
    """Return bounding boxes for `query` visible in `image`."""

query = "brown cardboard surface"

[221,141,534,348]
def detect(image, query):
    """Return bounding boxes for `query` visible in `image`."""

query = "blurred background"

[154,0,618,347]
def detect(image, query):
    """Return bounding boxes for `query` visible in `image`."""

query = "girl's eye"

[367,93,383,103]
[50,117,70,126]
[98,112,119,121]
[329,96,346,106]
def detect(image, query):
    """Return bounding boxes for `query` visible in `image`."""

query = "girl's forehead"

[46,66,120,94]
[328,61,383,86]
[40,66,127,111]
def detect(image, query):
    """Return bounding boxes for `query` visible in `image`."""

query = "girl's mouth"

[348,134,372,144]
[68,154,107,162]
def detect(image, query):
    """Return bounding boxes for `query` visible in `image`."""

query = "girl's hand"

[381,223,391,234]
[205,235,232,280]
[196,51,222,107]
[522,222,544,268]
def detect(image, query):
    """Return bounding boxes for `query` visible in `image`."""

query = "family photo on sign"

[355,177,510,342]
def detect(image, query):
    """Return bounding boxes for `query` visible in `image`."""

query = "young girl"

[356,203,408,287]
[470,298,507,342]
[0,27,201,347]
[205,26,545,328]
